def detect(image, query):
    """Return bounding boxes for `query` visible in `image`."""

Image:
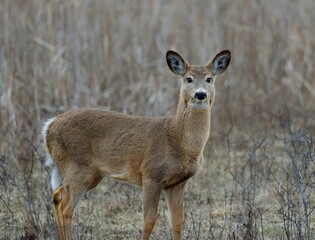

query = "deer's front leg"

[164,180,188,240]
[142,180,163,240]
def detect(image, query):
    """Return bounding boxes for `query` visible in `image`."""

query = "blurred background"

[0,0,315,239]
[1,0,314,160]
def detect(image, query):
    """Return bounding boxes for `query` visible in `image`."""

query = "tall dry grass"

[0,0,315,239]
[1,0,314,160]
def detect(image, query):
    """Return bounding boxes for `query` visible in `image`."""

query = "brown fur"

[43,50,231,240]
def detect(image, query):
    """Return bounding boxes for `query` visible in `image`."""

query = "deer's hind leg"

[53,183,87,240]
[53,185,71,240]
[52,166,102,240]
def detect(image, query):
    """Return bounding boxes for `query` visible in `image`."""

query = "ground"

[1,126,314,239]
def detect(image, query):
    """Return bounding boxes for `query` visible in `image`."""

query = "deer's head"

[166,50,231,111]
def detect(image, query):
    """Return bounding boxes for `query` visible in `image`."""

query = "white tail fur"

[42,118,62,191]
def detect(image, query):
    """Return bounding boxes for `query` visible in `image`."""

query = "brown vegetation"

[1,0,314,239]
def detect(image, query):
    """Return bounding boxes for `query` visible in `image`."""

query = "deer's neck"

[169,98,211,156]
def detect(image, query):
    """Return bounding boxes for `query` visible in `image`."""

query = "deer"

[42,49,231,240]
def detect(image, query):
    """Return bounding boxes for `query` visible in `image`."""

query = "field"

[1,0,315,239]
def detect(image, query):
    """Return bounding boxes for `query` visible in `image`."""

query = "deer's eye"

[206,77,212,83]
[186,77,193,83]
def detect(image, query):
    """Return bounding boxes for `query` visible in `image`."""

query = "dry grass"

[1,0,315,239]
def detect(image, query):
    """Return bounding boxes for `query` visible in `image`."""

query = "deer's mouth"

[188,98,209,110]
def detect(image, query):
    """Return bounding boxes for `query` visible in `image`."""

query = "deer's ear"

[207,50,231,76]
[166,51,189,76]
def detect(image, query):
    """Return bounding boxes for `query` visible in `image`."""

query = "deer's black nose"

[195,92,207,100]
